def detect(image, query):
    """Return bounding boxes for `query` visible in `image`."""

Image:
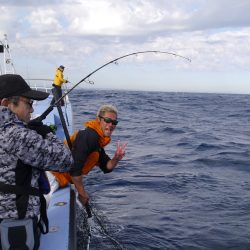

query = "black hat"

[59,65,65,69]
[0,74,49,100]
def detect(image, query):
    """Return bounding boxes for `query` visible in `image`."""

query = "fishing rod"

[49,87,94,247]
[51,92,93,247]
[35,50,191,122]
[51,96,93,247]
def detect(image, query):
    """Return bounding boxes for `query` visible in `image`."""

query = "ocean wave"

[72,89,250,250]
[160,127,185,134]
[195,143,225,151]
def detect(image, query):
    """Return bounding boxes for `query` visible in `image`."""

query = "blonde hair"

[97,104,118,117]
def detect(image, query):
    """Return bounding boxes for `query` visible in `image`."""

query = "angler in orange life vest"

[51,65,68,105]
[52,104,127,206]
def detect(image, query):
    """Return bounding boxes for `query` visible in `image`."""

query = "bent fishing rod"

[35,50,191,122]
[39,51,190,248]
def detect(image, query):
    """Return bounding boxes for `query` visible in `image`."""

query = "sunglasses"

[20,98,34,108]
[99,116,118,125]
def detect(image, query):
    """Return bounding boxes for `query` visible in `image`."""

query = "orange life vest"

[51,120,111,187]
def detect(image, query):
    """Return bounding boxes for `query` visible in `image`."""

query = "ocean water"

[69,89,250,250]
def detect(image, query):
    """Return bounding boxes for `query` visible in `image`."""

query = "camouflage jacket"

[0,106,73,219]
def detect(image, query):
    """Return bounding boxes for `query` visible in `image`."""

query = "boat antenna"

[0,34,16,74]
[35,50,191,122]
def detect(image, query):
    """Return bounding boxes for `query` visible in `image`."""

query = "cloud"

[65,0,193,36]
[0,0,61,6]
[188,0,250,30]
[25,9,61,33]
[0,7,10,32]
[1,0,250,93]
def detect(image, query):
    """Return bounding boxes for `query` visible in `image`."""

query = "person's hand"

[114,140,127,161]
[48,124,57,134]
[65,80,69,83]
[78,191,89,206]
[28,120,54,138]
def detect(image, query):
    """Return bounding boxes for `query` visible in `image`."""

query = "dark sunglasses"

[99,116,118,125]
[21,99,34,108]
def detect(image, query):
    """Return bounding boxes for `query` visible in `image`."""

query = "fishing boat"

[0,35,77,250]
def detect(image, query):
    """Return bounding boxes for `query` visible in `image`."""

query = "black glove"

[65,80,68,83]
[28,120,54,139]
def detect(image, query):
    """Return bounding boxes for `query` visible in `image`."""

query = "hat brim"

[21,89,49,100]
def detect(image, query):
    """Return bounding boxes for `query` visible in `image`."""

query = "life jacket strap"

[0,182,41,196]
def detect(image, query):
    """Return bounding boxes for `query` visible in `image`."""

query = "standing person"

[52,104,127,206]
[51,65,68,105]
[0,74,73,250]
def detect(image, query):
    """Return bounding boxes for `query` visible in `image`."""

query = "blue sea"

[69,89,250,250]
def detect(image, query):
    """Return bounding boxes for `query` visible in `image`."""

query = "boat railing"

[27,79,70,103]
[26,79,53,93]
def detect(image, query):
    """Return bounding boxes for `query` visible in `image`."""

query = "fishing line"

[91,208,123,249]
[84,202,123,250]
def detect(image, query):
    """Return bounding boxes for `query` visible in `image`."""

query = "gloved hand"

[78,192,89,207]
[28,120,54,138]
[65,80,68,83]
[49,124,57,134]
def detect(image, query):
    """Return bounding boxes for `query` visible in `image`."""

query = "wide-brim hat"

[0,74,49,100]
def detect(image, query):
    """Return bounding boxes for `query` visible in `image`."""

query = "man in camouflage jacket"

[0,106,73,219]
[0,74,73,250]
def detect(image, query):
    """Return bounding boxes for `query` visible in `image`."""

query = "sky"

[0,0,250,94]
